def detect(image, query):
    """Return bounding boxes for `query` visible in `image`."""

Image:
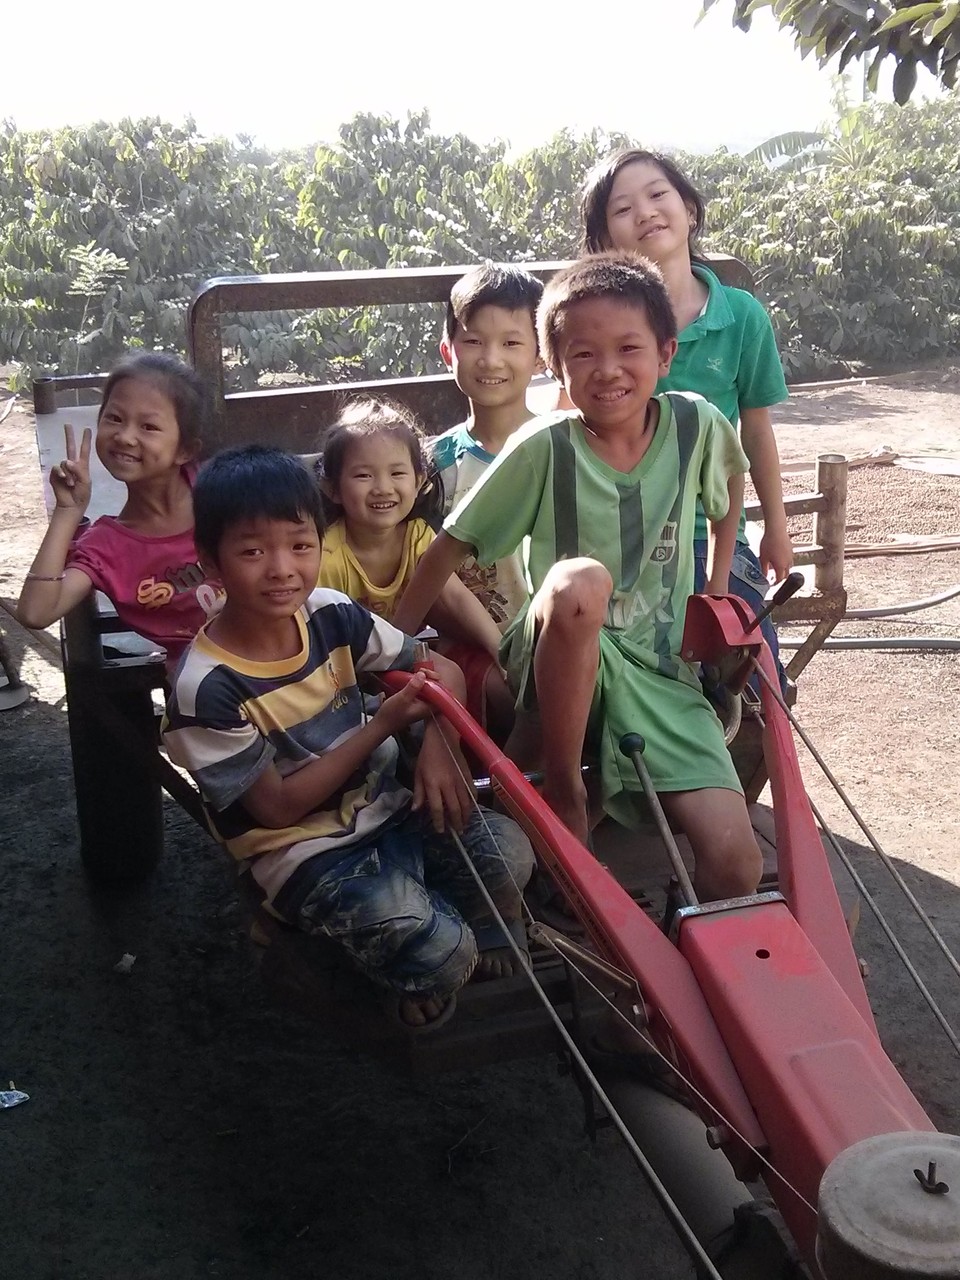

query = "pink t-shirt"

[67,481,221,666]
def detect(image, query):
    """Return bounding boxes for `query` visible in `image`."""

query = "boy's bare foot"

[388,952,479,1032]
[527,871,585,936]
[542,781,590,846]
[474,947,525,980]
[473,918,530,981]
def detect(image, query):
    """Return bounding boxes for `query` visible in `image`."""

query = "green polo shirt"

[657,264,788,541]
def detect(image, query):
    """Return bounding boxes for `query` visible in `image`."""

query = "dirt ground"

[2,369,960,1279]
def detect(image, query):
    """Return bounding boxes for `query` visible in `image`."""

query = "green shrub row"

[3,98,960,389]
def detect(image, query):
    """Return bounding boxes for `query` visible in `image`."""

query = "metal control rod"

[619,734,698,907]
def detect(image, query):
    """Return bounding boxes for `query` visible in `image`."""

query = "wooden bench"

[34,256,846,876]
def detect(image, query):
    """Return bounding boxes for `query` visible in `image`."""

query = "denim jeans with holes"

[271,807,534,999]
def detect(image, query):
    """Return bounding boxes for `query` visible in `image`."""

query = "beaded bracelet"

[25,571,66,582]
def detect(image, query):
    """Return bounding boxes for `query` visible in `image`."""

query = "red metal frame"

[383,595,935,1273]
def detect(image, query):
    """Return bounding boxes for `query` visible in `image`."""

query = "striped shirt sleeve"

[163,662,276,812]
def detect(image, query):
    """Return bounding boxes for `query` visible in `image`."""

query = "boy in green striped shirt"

[394,252,762,902]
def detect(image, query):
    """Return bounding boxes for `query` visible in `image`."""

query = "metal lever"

[619,734,698,908]
[744,570,805,636]
[528,922,643,999]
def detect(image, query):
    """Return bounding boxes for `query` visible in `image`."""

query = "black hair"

[579,148,707,260]
[316,398,443,527]
[443,262,544,345]
[98,352,211,457]
[537,251,678,380]
[193,445,323,560]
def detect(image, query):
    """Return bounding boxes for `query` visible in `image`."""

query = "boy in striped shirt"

[394,252,763,903]
[163,446,533,1031]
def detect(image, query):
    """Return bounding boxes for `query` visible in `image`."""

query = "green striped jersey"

[445,393,748,686]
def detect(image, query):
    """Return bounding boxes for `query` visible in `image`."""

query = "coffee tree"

[3,98,960,388]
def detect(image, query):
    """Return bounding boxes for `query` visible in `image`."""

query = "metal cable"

[750,660,960,1058]
[427,713,818,1230]
[447,826,725,1280]
[450,825,818,1220]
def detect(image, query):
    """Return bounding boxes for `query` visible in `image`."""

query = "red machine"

[384,589,948,1276]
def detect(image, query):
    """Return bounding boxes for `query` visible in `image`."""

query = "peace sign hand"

[50,424,93,512]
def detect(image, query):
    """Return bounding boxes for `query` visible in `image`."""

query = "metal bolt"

[914,1160,950,1194]
[705,1125,730,1150]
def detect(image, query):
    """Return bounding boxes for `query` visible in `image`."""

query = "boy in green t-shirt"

[394,251,762,903]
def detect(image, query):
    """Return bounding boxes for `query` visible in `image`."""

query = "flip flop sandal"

[382,988,460,1035]
[382,950,479,1035]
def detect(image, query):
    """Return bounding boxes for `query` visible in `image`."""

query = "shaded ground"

[2,367,960,1278]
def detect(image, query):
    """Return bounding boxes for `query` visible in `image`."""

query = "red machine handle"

[380,667,767,1164]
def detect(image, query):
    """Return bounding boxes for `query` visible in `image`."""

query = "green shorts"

[500,606,742,829]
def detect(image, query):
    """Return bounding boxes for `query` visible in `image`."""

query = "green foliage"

[3,99,960,389]
[0,117,312,380]
[702,1,960,100]
[704,98,960,377]
[744,132,829,167]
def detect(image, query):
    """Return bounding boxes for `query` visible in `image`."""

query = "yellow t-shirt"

[318,518,434,619]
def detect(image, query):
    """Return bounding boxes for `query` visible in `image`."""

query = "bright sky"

[4,0,931,155]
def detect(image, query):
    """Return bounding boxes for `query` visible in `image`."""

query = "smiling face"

[331,432,422,533]
[556,296,677,434]
[441,304,541,410]
[209,514,321,625]
[96,376,193,481]
[604,160,696,265]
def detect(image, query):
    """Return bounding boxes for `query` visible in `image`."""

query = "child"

[395,252,763,904]
[579,149,792,674]
[317,397,512,734]
[430,262,544,634]
[162,445,534,1032]
[18,352,220,667]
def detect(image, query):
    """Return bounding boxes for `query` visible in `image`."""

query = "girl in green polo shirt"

[579,149,791,679]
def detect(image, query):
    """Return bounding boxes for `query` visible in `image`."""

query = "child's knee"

[701,825,763,896]
[541,558,612,630]
[488,814,536,891]
[667,790,763,898]
[726,837,763,893]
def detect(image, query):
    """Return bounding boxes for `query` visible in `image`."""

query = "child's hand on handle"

[374,669,433,734]
[50,425,93,513]
[758,525,794,582]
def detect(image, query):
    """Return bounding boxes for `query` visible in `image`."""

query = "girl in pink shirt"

[18,353,221,668]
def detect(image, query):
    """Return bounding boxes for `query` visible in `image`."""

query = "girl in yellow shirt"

[317,399,513,735]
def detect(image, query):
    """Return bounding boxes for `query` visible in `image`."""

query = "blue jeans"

[272,808,534,999]
[693,540,787,695]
